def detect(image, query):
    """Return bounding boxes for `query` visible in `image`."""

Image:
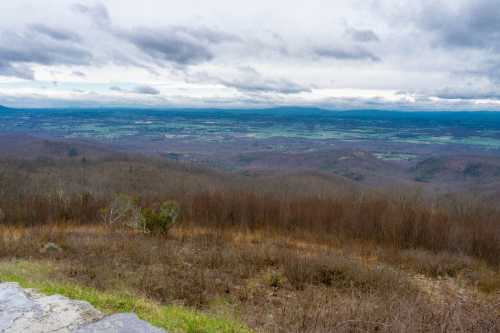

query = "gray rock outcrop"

[74,313,165,333]
[0,282,166,333]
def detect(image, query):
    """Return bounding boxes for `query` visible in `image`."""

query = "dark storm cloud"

[313,46,380,61]
[347,28,380,42]
[29,24,81,42]
[132,85,160,95]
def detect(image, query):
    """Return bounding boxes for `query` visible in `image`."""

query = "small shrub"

[100,193,141,228]
[265,271,284,289]
[140,201,180,235]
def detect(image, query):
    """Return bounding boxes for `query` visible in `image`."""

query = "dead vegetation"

[0,155,499,332]
[1,224,499,332]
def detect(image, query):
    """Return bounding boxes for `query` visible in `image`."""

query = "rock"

[39,242,63,254]
[0,282,102,332]
[0,208,5,223]
[74,313,166,333]
[0,282,41,332]
[0,282,167,333]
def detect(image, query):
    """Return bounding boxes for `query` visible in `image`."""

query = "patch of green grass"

[158,306,251,333]
[0,259,252,333]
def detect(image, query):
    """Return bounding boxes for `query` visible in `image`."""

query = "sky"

[1,0,500,109]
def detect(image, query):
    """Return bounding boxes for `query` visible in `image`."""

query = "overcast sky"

[1,0,500,109]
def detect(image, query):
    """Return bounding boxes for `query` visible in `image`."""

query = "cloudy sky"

[1,0,500,109]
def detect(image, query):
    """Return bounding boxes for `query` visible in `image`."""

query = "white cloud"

[0,0,499,109]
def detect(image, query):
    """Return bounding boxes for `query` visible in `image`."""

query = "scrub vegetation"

[0,155,499,332]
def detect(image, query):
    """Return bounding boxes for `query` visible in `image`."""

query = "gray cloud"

[109,85,161,95]
[0,61,34,80]
[29,24,81,42]
[210,67,311,94]
[420,1,500,50]
[123,28,213,65]
[0,33,91,65]
[222,78,310,94]
[347,28,380,42]
[71,2,237,67]
[72,2,111,28]
[435,89,500,101]
[313,46,380,61]
[3,0,500,109]
[120,26,241,66]
[109,86,123,92]
[171,26,241,44]
[72,71,86,77]
[132,85,160,95]
[408,1,500,84]
[485,64,500,83]
[0,30,92,79]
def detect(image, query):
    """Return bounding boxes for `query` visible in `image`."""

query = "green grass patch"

[0,259,253,333]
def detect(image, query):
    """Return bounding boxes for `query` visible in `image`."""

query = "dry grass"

[1,224,499,332]
[1,156,500,331]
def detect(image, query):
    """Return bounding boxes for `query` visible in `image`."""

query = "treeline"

[0,156,499,266]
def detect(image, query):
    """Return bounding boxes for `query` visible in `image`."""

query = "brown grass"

[1,156,500,331]
[1,224,499,332]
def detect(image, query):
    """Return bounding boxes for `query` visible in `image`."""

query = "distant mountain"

[411,155,500,183]
[0,105,11,110]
